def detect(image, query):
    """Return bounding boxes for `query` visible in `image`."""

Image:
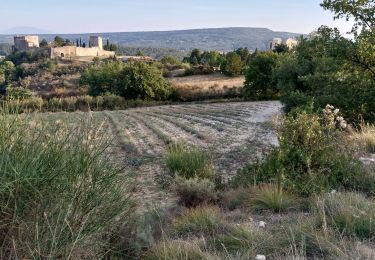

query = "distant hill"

[0,27,303,52]
[1,26,54,35]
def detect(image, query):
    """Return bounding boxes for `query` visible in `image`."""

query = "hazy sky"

[0,0,353,34]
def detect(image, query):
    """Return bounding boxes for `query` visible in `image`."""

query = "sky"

[0,0,353,34]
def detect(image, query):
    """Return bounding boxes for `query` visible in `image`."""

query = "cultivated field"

[42,100,281,211]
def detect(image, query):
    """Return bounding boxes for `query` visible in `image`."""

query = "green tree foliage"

[117,62,171,100]
[321,0,375,33]
[81,61,125,96]
[244,51,278,99]
[160,55,182,66]
[277,26,375,122]
[53,36,65,47]
[273,43,289,54]
[81,61,171,101]
[221,52,243,76]
[201,51,223,67]
[39,39,48,48]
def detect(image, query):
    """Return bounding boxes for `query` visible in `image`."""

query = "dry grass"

[350,123,375,153]
[169,73,244,99]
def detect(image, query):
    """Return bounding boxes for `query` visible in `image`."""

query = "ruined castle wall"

[50,46,115,59]
[51,46,76,58]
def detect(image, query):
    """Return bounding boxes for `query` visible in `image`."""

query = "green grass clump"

[316,192,375,239]
[0,108,134,259]
[143,241,209,260]
[166,143,215,179]
[210,226,264,256]
[171,206,226,237]
[251,185,297,213]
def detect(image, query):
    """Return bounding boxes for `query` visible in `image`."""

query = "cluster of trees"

[182,48,252,76]
[80,61,171,101]
[245,0,375,123]
[103,39,118,52]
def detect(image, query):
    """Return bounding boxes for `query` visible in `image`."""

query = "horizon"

[0,0,353,35]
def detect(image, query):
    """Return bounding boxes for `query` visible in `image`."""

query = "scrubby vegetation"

[0,107,134,258]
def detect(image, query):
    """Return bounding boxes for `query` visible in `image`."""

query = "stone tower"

[89,36,103,50]
[14,36,39,51]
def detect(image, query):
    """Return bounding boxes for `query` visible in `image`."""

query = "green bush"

[5,86,33,99]
[81,61,171,101]
[171,206,226,237]
[0,108,134,258]
[173,177,218,208]
[232,111,362,196]
[117,61,171,100]
[166,143,215,180]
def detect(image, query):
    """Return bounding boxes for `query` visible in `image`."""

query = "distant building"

[269,38,282,50]
[50,36,115,58]
[269,37,298,50]
[13,35,39,51]
[89,36,103,50]
[284,38,298,49]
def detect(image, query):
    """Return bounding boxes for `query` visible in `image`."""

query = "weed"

[171,206,226,237]
[166,143,215,179]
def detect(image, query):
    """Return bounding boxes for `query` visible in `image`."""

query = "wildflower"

[334,109,340,114]
[256,255,266,260]
[330,190,337,195]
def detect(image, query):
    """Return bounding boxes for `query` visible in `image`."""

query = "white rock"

[255,255,266,260]
[330,190,337,194]
[259,221,266,228]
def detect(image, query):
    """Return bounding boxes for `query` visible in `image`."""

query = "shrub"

[0,108,134,258]
[233,111,362,196]
[221,188,252,210]
[250,184,297,213]
[171,206,226,237]
[173,177,218,208]
[117,62,171,100]
[316,192,375,239]
[6,86,33,99]
[143,241,209,260]
[166,143,215,180]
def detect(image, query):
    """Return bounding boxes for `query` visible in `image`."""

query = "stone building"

[269,38,283,50]
[50,36,115,58]
[269,38,298,50]
[13,35,40,51]
[89,36,103,50]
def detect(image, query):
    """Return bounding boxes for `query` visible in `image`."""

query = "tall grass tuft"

[171,206,226,237]
[0,106,134,259]
[143,240,210,260]
[166,143,215,179]
[316,192,375,239]
[351,123,375,153]
[251,184,297,213]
